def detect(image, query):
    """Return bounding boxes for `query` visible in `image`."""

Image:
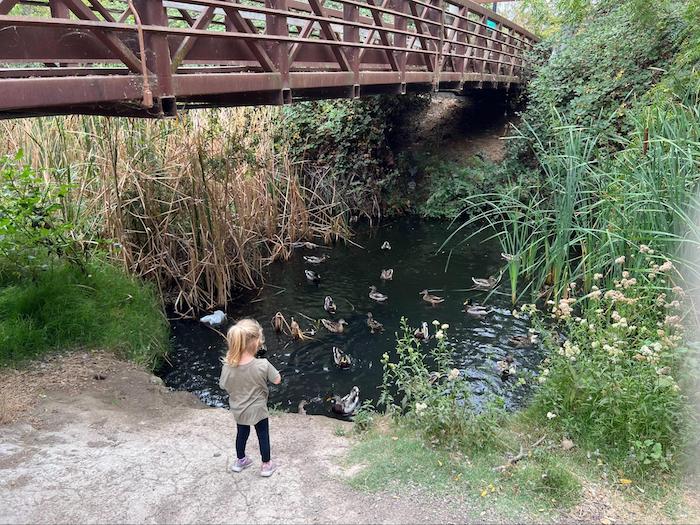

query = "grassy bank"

[0,261,168,369]
[0,154,168,369]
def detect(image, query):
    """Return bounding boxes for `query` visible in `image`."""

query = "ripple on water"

[159,218,545,416]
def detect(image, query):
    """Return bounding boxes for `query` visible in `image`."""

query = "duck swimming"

[332,346,352,369]
[420,289,444,306]
[305,269,321,283]
[366,312,384,333]
[369,286,388,302]
[414,321,429,341]
[380,269,394,280]
[304,255,327,264]
[381,241,391,250]
[321,318,348,333]
[463,299,492,318]
[472,275,500,291]
[331,386,360,415]
[324,295,337,315]
[508,334,533,348]
[496,355,517,380]
[271,311,287,333]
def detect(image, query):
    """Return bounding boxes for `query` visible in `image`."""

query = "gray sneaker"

[260,461,278,477]
[231,457,253,473]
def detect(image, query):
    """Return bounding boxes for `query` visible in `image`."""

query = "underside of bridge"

[0,0,537,119]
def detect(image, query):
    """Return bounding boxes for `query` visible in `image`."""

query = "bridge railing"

[0,0,538,117]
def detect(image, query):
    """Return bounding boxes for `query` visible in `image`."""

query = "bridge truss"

[0,0,537,118]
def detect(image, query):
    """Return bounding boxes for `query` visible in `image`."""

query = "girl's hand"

[273,374,282,385]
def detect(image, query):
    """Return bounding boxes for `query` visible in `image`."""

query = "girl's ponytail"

[224,318,264,366]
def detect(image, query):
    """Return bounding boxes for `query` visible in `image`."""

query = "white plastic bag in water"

[200,310,226,326]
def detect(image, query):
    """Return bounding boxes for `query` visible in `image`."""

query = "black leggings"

[236,418,270,462]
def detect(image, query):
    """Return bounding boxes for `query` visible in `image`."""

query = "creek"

[158,217,543,416]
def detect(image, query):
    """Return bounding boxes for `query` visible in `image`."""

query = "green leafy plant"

[379,318,507,451]
[0,151,77,278]
[523,252,689,475]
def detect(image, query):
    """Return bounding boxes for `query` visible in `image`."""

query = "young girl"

[219,318,281,477]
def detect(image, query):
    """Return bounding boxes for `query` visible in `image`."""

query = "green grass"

[346,416,693,522]
[0,261,169,369]
[347,418,583,517]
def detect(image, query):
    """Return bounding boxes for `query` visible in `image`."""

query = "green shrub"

[417,156,502,219]
[0,262,168,369]
[0,152,79,278]
[521,1,685,151]
[523,253,689,475]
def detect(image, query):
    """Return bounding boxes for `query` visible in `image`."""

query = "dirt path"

[0,352,473,524]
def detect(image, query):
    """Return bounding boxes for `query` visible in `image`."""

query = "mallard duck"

[472,275,499,291]
[304,255,327,264]
[321,318,348,333]
[271,311,286,333]
[366,312,384,333]
[369,286,388,302]
[420,289,444,306]
[332,346,352,368]
[323,295,337,315]
[496,355,517,380]
[380,269,394,280]
[305,269,321,283]
[508,334,533,348]
[463,299,492,318]
[381,241,391,250]
[289,316,309,341]
[414,321,429,341]
[331,386,360,415]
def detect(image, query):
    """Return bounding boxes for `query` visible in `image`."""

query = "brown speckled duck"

[321,318,348,334]
[366,312,384,333]
[420,289,444,306]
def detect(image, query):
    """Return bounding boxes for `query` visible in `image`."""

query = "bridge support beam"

[134,0,176,116]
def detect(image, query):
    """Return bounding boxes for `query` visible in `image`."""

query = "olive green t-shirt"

[219,358,280,426]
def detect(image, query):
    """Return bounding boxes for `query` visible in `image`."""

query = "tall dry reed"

[1,108,350,316]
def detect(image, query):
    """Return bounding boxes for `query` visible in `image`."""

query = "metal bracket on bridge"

[352,85,360,99]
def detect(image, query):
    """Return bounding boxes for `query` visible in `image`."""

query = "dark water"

[159,218,542,416]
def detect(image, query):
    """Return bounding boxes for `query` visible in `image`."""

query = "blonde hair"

[224,318,264,366]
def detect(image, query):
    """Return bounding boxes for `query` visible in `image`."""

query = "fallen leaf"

[600,518,613,525]
[391,436,398,441]
[620,478,633,485]
[481,489,488,497]
[562,438,575,451]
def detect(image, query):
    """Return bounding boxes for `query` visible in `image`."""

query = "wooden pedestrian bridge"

[0,0,537,118]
